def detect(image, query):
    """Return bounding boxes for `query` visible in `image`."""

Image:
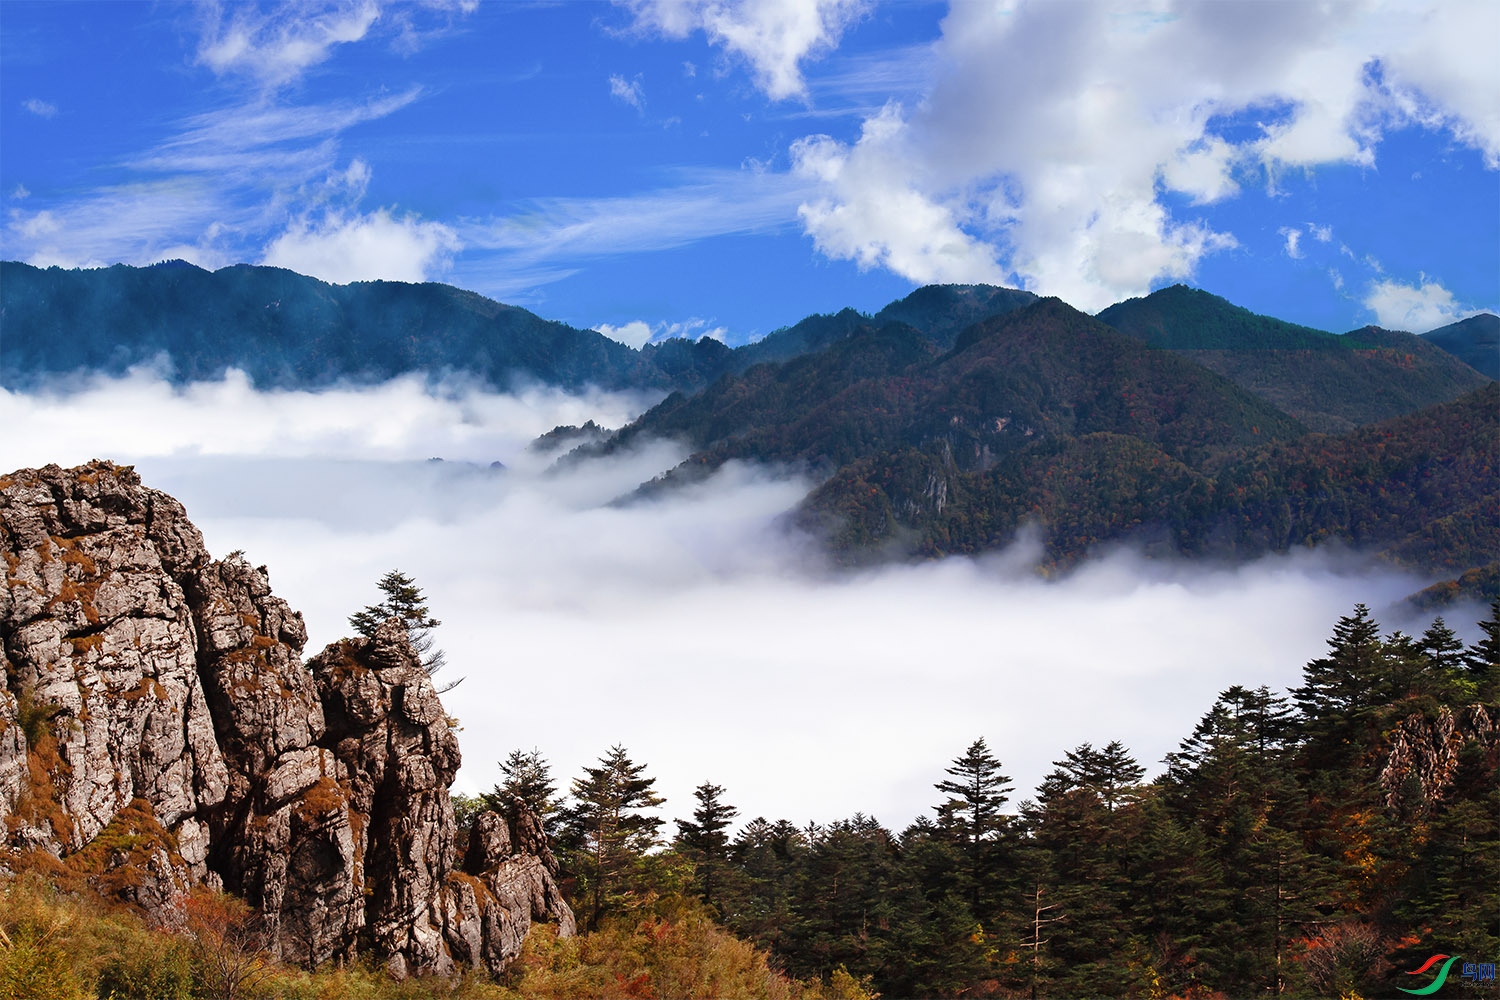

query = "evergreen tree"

[348,569,463,691]
[487,748,557,832]
[723,817,807,956]
[1292,604,1390,765]
[555,745,665,929]
[1465,600,1500,702]
[933,738,1013,923]
[1040,740,1145,811]
[934,738,1012,848]
[674,781,739,914]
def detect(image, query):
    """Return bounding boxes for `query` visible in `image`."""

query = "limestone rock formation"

[0,460,573,975]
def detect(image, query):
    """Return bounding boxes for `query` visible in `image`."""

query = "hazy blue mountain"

[0,259,681,391]
[0,262,1039,393]
[1421,312,1499,379]
[1096,284,1489,431]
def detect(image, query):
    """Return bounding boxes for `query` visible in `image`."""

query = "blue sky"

[3,0,1496,347]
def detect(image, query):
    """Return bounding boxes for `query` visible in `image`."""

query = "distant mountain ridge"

[4,259,1494,595]
[0,262,1038,393]
[3,261,1489,410]
[1097,284,1491,432]
[0,259,674,391]
[1422,313,1499,379]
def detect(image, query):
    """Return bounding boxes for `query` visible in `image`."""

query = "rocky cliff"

[0,460,573,977]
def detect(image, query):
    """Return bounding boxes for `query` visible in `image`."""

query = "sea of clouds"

[2,370,1476,832]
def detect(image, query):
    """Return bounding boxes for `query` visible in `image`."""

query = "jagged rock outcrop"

[1380,703,1497,815]
[0,460,573,975]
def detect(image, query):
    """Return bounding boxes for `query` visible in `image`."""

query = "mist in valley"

[2,369,1468,830]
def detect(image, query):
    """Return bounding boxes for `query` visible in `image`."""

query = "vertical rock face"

[0,460,573,975]
[1380,704,1497,815]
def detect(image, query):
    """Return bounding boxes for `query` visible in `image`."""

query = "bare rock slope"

[0,460,573,975]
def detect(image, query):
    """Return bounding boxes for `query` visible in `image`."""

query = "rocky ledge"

[0,460,574,976]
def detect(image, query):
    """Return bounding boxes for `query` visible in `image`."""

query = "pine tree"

[555,745,665,928]
[348,569,462,691]
[675,781,739,914]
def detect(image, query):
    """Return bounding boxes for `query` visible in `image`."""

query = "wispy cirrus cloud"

[3,2,463,283]
[453,167,814,296]
[195,1,381,88]
[4,89,430,274]
[21,97,57,118]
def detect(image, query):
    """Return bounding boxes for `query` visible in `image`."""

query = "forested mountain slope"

[1097,284,1491,431]
[608,298,1304,479]
[1422,312,1500,379]
[802,381,1499,571]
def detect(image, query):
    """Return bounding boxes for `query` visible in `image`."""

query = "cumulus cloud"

[1309,223,1334,244]
[787,0,1499,312]
[0,372,1460,828]
[262,208,460,284]
[620,0,870,101]
[1364,275,1476,331]
[22,98,57,118]
[609,73,646,109]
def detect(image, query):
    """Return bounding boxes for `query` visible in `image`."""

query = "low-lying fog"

[3,370,1476,830]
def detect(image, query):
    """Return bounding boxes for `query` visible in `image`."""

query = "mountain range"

[2,259,1495,600]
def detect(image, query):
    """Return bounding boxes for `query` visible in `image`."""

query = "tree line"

[462,602,1500,998]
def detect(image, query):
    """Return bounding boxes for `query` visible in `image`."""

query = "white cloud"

[609,74,645,110]
[791,106,1005,285]
[4,180,245,271]
[595,320,655,348]
[0,374,1452,829]
[786,0,1499,312]
[22,98,57,118]
[455,167,814,298]
[10,184,29,200]
[1363,275,1476,331]
[197,1,381,87]
[597,317,728,347]
[1309,223,1334,243]
[1376,0,1500,167]
[1280,227,1304,260]
[620,0,871,101]
[262,208,460,284]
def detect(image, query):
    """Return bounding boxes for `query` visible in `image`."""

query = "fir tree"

[555,745,665,928]
[348,569,463,692]
[487,748,557,832]
[675,781,739,914]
